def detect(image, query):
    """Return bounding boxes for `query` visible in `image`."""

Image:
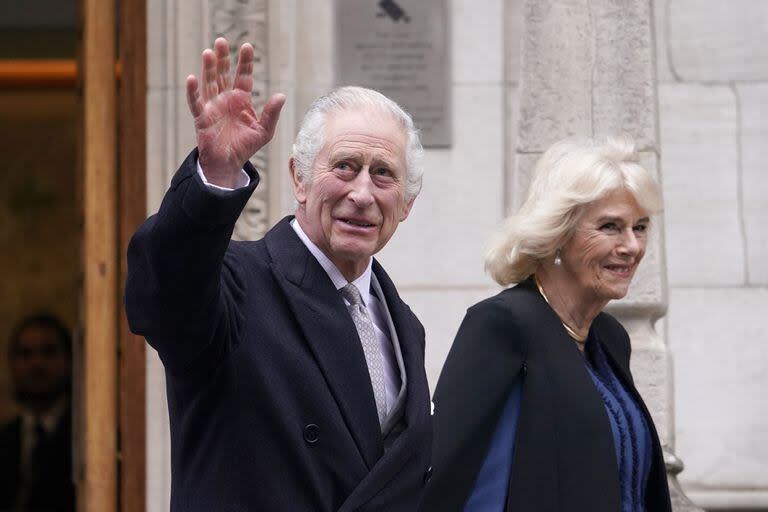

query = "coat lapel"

[265,217,383,468]
[338,260,431,510]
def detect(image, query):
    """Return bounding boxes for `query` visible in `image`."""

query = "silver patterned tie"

[341,283,387,426]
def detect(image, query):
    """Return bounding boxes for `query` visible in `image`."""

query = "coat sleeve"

[124,148,259,373]
[421,295,527,512]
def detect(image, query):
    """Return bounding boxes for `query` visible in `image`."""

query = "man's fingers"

[233,43,254,93]
[201,49,218,101]
[214,38,232,92]
[185,75,204,119]
[257,93,287,139]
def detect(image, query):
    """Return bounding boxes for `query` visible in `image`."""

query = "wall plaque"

[336,0,451,147]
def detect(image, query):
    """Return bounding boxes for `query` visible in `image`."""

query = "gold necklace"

[534,274,588,344]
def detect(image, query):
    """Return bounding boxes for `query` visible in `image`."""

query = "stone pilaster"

[145,1,273,509]
[512,1,701,509]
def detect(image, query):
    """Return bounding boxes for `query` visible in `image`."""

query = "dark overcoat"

[420,279,672,512]
[125,150,432,511]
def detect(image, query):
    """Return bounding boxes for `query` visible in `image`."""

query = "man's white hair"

[485,134,663,286]
[291,86,424,202]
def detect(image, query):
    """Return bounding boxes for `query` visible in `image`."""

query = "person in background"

[421,136,673,512]
[0,313,74,512]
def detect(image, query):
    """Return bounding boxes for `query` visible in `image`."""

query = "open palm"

[186,38,285,188]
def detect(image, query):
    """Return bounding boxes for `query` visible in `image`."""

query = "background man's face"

[293,107,414,278]
[10,325,71,407]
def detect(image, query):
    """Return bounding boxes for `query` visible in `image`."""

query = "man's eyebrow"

[329,151,401,169]
[329,150,363,162]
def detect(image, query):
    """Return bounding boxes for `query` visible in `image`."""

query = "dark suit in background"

[125,151,432,511]
[0,409,74,512]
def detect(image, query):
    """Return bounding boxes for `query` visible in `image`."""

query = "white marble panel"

[377,84,504,288]
[147,0,169,90]
[668,0,768,82]
[146,88,168,216]
[504,85,519,213]
[174,86,199,162]
[177,3,206,86]
[452,0,503,84]
[399,287,501,392]
[659,83,744,287]
[669,288,768,490]
[145,350,171,512]
[591,0,657,150]
[737,84,768,285]
[296,0,335,88]
[504,0,524,85]
[652,0,676,83]
[517,0,593,151]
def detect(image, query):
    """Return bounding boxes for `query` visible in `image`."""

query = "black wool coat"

[125,150,432,512]
[420,279,672,512]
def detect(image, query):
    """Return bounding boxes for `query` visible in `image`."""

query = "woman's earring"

[554,249,562,266]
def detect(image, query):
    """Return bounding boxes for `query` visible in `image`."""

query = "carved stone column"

[206,0,271,241]
[145,1,272,510]
[511,1,701,509]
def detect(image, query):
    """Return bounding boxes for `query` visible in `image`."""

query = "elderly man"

[125,38,432,511]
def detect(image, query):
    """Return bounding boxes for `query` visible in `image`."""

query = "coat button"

[423,466,433,484]
[303,424,320,444]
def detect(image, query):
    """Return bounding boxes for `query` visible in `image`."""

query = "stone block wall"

[143,0,767,509]
[656,0,768,507]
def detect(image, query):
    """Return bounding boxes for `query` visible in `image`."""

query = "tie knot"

[341,283,364,307]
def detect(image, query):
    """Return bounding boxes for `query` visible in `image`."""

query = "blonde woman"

[421,136,673,512]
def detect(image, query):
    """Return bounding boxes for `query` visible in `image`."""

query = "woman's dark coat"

[420,279,672,512]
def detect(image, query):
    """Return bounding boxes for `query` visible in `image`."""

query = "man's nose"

[348,169,375,207]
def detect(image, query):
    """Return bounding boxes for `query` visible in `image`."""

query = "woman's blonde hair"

[485,134,663,286]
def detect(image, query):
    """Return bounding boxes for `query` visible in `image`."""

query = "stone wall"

[144,0,767,509]
[655,0,768,507]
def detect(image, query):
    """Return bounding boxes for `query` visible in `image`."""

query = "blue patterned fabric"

[585,339,653,512]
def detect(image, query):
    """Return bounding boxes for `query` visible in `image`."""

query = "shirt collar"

[20,397,67,434]
[290,218,373,306]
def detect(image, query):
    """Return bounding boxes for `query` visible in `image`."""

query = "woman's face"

[561,188,650,304]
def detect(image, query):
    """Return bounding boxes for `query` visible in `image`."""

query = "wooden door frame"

[81,0,147,509]
[117,0,147,510]
[0,0,147,509]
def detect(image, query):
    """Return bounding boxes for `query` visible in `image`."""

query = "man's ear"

[289,158,307,204]
[399,196,415,222]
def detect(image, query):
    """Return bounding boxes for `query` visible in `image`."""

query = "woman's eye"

[600,222,619,232]
[372,167,391,177]
[633,224,648,234]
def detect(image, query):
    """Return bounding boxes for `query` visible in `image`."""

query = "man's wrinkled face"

[10,326,70,407]
[292,108,414,279]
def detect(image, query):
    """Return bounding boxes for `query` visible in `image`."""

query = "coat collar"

[265,216,428,477]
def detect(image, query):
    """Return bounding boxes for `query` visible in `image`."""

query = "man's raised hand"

[186,38,285,188]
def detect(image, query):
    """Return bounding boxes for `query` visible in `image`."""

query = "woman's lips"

[604,264,633,277]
